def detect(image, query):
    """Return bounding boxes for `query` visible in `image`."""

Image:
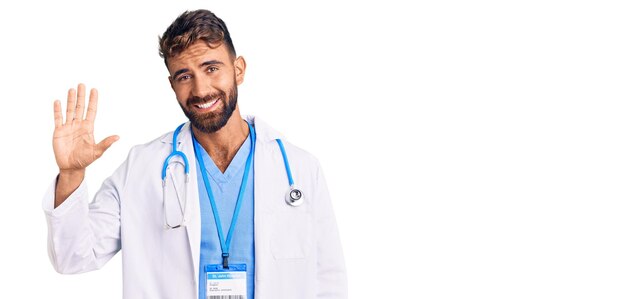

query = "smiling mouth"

[194,98,219,110]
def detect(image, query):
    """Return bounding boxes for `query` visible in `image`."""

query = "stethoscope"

[161,122,304,229]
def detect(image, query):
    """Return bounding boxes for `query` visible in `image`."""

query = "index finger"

[85,88,99,121]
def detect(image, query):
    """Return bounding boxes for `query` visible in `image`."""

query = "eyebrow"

[172,60,225,79]
[172,68,189,79]
[201,60,224,67]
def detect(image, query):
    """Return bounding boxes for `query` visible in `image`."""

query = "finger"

[86,88,98,121]
[54,100,63,128]
[65,88,76,125]
[95,135,120,158]
[75,84,87,122]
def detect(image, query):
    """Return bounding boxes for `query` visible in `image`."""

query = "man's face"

[167,41,246,134]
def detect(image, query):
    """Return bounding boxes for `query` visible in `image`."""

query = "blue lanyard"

[192,121,256,269]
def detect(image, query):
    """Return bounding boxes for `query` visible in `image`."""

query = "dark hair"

[158,9,236,66]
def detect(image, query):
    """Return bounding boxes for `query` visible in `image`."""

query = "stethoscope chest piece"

[286,187,304,207]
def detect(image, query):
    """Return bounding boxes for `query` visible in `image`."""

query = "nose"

[191,74,213,98]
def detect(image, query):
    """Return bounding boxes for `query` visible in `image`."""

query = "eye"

[176,74,191,82]
[207,66,218,73]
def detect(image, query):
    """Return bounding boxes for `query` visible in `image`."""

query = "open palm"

[53,84,118,171]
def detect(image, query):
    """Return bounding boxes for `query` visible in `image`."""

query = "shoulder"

[251,115,322,174]
[277,139,320,170]
[129,132,171,154]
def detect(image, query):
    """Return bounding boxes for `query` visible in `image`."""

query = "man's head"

[159,10,246,134]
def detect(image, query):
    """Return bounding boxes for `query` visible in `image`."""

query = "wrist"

[55,169,85,208]
[59,168,86,178]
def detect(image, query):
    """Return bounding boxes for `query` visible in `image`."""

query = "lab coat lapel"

[170,122,202,290]
[246,115,284,290]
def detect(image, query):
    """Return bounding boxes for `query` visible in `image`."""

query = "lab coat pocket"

[270,210,313,260]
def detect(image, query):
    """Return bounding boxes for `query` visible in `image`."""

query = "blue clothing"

[195,133,255,299]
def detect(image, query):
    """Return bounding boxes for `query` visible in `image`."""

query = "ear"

[234,56,247,85]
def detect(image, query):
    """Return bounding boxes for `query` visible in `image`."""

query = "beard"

[179,86,238,134]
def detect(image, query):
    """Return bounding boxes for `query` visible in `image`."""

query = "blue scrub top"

[195,134,255,299]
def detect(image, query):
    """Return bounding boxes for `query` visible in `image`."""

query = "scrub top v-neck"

[193,131,255,299]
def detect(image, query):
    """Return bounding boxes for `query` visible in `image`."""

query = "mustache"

[186,91,226,106]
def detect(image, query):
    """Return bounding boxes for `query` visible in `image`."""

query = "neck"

[192,109,249,173]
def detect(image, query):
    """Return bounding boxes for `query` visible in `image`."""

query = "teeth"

[197,98,218,109]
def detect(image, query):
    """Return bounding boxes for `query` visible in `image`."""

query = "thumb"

[95,135,120,158]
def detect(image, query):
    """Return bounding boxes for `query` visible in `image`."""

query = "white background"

[0,0,625,298]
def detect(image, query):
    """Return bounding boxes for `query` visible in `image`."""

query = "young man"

[44,9,347,299]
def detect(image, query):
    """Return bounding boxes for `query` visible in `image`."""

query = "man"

[43,9,347,299]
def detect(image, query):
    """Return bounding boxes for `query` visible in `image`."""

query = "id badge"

[205,264,247,299]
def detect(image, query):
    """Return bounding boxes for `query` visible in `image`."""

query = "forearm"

[44,173,122,274]
[55,169,85,208]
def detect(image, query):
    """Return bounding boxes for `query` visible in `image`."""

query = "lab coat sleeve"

[313,161,348,298]
[42,159,128,274]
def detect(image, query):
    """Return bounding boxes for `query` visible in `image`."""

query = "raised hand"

[53,83,119,172]
[52,84,119,207]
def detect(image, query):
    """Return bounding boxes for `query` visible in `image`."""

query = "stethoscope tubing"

[161,123,190,181]
[161,122,305,230]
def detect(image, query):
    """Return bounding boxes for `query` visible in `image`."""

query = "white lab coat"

[42,116,347,299]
